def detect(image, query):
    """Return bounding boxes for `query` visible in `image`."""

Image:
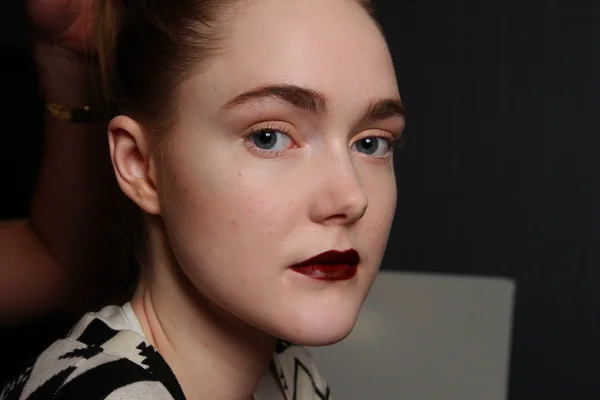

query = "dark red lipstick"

[290,249,360,281]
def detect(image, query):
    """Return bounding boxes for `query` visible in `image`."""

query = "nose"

[308,151,369,226]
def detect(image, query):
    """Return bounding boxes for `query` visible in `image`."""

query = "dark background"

[1,0,598,399]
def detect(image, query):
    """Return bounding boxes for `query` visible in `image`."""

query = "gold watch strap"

[44,101,104,123]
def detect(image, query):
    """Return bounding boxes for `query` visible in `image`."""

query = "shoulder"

[272,340,332,400]
[1,337,168,400]
[1,313,183,400]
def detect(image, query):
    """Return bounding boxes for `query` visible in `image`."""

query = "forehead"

[188,0,399,112]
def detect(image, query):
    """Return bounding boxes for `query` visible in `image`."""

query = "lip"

[289,249,360,281]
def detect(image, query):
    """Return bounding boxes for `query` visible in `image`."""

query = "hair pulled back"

[97,0,377,135]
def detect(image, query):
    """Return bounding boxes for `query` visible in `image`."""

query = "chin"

[294,327,354,347]
[274,299,364,347]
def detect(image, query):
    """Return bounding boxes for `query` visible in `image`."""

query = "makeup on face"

[143,0,399,347]
[289,249,360,281]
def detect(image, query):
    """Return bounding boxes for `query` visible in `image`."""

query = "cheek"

[358,165,397,249]
[158,143,302,261]
[215,174,297,242]
[362,162,397,216]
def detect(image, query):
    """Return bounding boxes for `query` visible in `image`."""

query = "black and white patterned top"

[0,304,331,400]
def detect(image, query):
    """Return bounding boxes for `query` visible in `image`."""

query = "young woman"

[2,0,405,398]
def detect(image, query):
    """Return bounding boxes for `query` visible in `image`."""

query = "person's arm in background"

[0,0,129,327]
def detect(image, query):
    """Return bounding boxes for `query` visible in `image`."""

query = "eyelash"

[244,122,298,157]
[352,133,403,159]
[392,134,406,150]
[243,122,403,157]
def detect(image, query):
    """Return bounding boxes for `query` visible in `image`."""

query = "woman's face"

[157,0,402,345]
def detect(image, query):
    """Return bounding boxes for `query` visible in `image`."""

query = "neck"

[131,223,277,400]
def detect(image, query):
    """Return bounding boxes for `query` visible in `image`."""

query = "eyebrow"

[363,98,406,122]
[223,84,405,122]
[223,84,328,114]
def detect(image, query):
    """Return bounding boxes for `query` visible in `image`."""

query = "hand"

[26,0,96,58]
[26,0,102,104]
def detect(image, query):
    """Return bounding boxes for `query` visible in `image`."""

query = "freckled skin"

[112,0,401,347]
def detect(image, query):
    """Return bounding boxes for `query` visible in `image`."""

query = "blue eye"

[251,129,293,152]
[352,137,392,156]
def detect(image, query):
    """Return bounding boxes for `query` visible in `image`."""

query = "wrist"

[32,43,102,106]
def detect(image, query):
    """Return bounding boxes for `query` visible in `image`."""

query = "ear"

[108,115,161,215]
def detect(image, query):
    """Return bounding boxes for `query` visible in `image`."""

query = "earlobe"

[108,116,161,215]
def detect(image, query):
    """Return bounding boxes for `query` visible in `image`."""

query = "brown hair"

[97,0,378,279]
[97,0,377,136]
